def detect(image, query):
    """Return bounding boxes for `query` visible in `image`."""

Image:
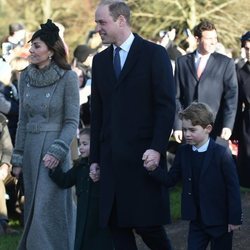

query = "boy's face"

[79,134,90,158]
[182,119,212,148]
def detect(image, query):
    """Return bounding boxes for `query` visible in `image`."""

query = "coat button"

[188,178,191,181]
[27,83,30,87]
[188,192,191,195]
[46,93,51,98]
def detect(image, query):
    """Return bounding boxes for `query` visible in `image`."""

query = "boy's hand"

[89,163,100,182]
[228,224,241,232]
[142,149,160,171]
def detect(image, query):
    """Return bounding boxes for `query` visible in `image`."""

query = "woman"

[235,31,250,187]
[11,19,79,250]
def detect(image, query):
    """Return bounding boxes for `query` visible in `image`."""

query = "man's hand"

[142,149,160,171]
[173,130,183,143]
[220,127,232,141]
[89,163,100,182]
[43,154,59,169]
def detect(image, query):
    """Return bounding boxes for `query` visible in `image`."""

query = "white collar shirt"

[113,33,134,69]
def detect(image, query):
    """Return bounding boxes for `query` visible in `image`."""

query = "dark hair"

[194,20,216,39]
[9,23,25,36]
[241,31,250,47]
[30,19,70,70]
[179,102,214,128]
[79,128,90,137]
[101,1,131,25]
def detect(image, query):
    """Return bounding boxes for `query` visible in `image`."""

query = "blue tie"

[113,47,121,78]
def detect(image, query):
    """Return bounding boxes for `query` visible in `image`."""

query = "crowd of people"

[0,0,249,250]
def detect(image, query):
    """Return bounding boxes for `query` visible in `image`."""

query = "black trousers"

[188,221,233,250]
[109,202,172,250]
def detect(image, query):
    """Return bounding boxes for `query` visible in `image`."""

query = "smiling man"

[89,1,175,249]
[173,20,238,145]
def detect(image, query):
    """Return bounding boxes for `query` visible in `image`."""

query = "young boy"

[146,102,242,250]
[49,128,113,250]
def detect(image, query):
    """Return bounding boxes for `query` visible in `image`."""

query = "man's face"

[95,5,120,45]
[197,29,218,55]
[244,41,250,62]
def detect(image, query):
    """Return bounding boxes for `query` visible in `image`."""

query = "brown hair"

[100,0,131,25]
[79,127,90,137]
[194,20,216,39]
[30,19,71,70]
[179,102,214,128]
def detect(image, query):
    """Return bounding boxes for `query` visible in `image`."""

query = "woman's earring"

[49,55,52,60]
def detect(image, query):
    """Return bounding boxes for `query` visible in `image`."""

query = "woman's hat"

[29,19,60,47]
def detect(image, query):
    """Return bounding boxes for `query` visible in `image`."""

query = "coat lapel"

[187,52,198,80]
[116,34,143,85]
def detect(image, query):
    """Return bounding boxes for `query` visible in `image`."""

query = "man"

[173,20,238,144]
[89,1,175,249]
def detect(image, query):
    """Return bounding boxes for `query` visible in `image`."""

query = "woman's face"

[28,37,53,69]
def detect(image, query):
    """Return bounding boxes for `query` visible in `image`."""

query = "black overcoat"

[50,158,113,250]
[90,34,176,227]
[235,62,250,187]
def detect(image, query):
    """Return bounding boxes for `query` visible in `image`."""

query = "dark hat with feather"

[30,19,60,47]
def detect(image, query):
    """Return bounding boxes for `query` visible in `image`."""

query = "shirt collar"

[195,50,211,60]
[192,138,210,152]
[113,33,135,52]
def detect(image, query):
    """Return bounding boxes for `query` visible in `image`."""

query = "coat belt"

[26,123,62,133]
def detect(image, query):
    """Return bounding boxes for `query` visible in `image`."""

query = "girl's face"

[79,134,90,158]
[28,37,53,69]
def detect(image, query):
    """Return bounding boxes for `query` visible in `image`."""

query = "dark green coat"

[50,157,113,250]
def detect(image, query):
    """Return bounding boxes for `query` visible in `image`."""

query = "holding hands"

[43,154,59,169]
[142,149,160,171]
[89,163,100,182]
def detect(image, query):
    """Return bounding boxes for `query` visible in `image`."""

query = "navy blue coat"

[49,158,113,250]
[150,139,242,226]
[90,34,176,227]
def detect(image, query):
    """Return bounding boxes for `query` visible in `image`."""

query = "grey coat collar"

[27,62,65,87]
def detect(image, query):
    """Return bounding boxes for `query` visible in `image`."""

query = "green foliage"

[170,183,182,221]
[0,234,20,250]
[0,221,22,250]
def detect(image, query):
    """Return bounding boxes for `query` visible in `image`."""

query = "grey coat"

[11,63,79,250]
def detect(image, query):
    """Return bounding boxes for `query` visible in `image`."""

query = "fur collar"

[27,62,65,87]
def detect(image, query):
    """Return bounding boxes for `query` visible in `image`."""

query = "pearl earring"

[49,55,52,60]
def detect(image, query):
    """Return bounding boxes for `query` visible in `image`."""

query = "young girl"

[50,128,113,250]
